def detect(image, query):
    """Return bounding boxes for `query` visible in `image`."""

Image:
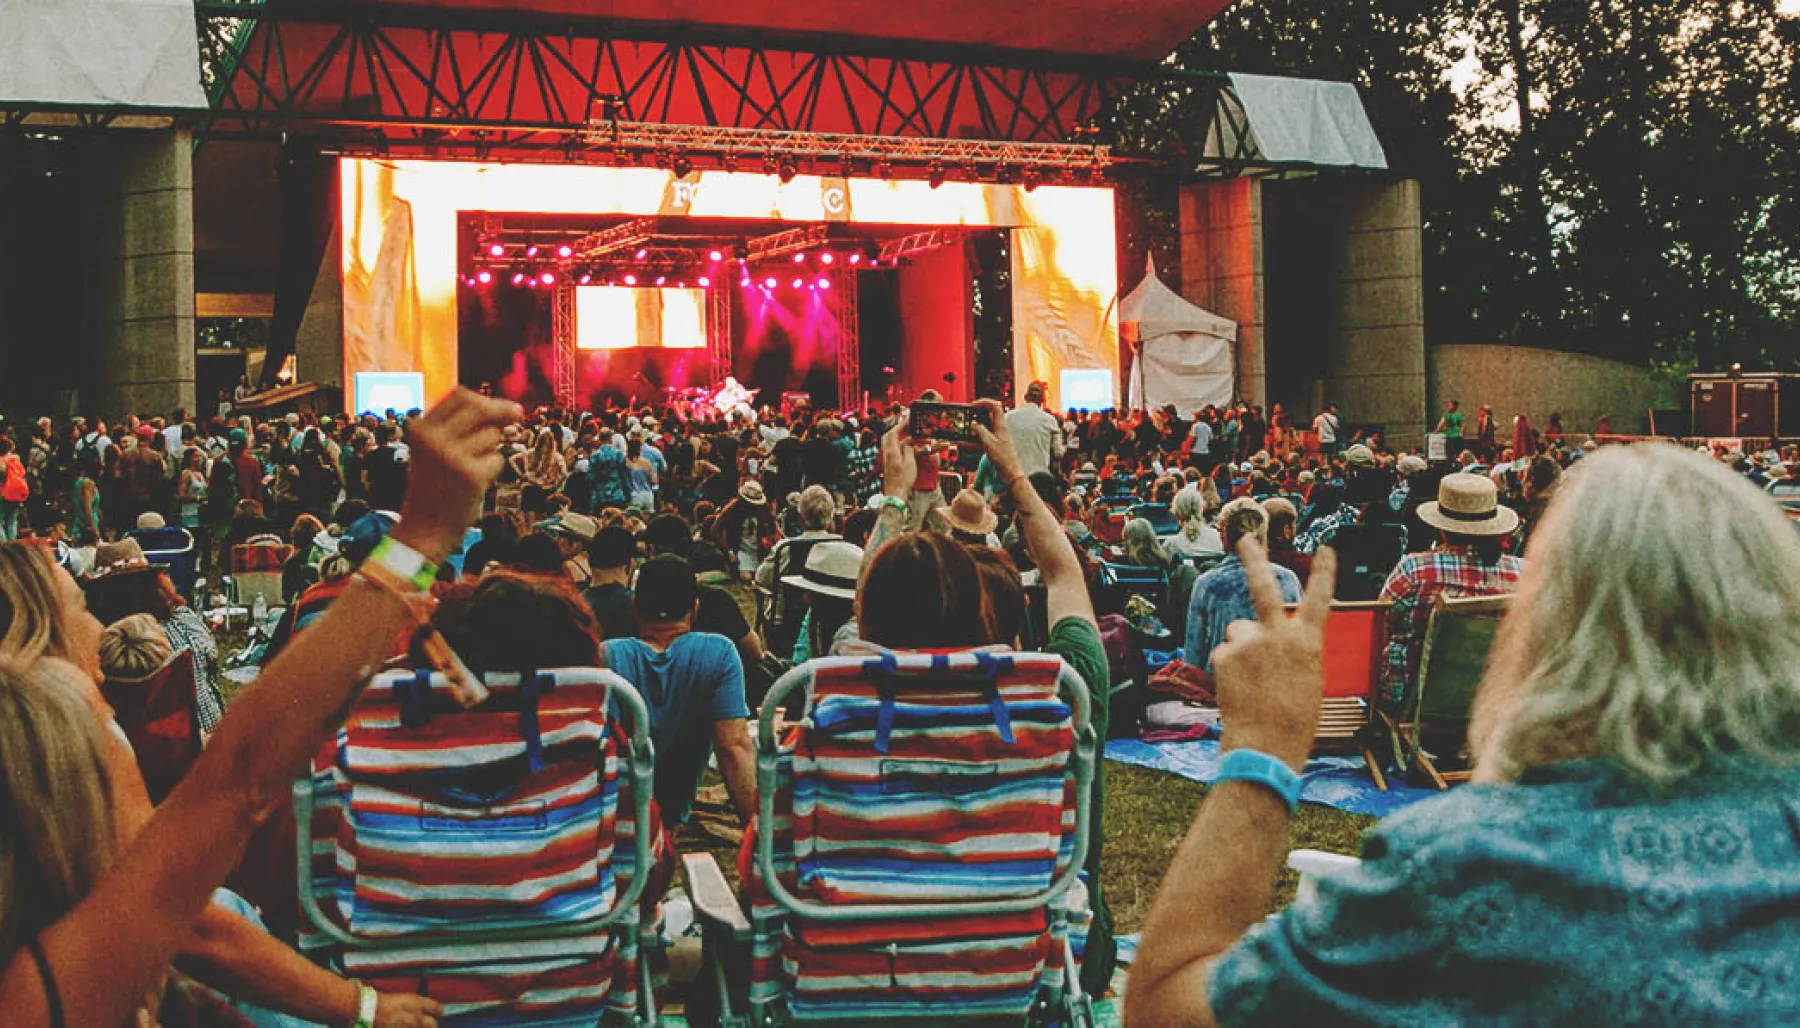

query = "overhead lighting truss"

[575,122,1109,175]
[876,229,964,264]
[744,226,831,264]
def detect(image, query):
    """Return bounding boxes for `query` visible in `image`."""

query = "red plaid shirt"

[1379,545,1524,706]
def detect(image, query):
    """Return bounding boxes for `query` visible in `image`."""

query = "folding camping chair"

[1098,561,1171,617]
[1129,503,1179,536]
[1090,505,1129,546]
[100,649,200,804]
[1289,599,1391,790]
[293,667,664,1026]
[1386,594,1509,789]
[129,526,198,599]
[1327,523,1406,601]
[226,541,291,619]
[684,651,1099,1027]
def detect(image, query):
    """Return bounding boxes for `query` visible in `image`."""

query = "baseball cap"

[634,555,698,623]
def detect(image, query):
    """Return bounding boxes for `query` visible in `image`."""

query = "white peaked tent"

[1122,255,1237,412]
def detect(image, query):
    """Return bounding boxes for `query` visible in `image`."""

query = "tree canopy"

[1116,0,1800,374]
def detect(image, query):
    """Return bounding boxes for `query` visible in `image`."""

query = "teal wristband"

[1216,748,1303,813]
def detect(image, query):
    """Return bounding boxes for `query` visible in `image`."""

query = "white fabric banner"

[1129,333,1235,413]
[0,0,206,109]
[1228,73,1388,170]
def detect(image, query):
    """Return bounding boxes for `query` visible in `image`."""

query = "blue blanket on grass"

[1104,738,1436,819]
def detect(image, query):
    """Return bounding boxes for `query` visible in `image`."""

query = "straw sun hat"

[941,488,999,537]
[1416,473,1520,537]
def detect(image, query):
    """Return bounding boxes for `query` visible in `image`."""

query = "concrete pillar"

[92,129,196,419]
[1178,179,1265,408]
[1324,180,1427,448]
[295,223,344,390]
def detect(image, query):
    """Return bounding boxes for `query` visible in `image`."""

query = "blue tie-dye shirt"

[1182,555,1302,673]
[1210,759,1800,1024]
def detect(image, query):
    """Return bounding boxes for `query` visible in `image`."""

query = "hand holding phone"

[909,400,994,443]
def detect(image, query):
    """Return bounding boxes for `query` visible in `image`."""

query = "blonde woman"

[0,388,517,1027]
[515,428,567,515]
[1130,444,1800,1025]
[1166,488,1223,557]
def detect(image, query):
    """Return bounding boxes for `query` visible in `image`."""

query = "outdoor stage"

[340,159,1120,414]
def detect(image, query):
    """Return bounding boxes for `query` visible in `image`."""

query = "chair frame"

[690,653,1099,1028]
[1385,594,1509,790]
[1287,599,1391,791]
[291,667,662,1027]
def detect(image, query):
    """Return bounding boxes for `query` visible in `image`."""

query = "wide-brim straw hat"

[780,539,865,600]
[941,488,998,537]
[1417,473,1520,537]
[87,538,161,580]
[738,480,768,505]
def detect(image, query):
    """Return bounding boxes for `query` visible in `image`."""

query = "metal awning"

[0,0,206,113]
[356,0,1234,63]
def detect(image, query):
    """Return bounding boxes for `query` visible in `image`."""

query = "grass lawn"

[1101,763,1374,929]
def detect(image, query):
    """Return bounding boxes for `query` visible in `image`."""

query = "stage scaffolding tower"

[836,280,860,413]
[551,282,577,411]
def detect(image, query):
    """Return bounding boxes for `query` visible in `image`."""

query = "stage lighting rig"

[777,158,799,184]
[927,161,946,189]
[671,153,693,179]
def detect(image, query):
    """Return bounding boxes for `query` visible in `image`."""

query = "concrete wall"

[1429,344,1673,437]
[1178,179,1265,408]
[1323,180,1427,447]
[92,129,196,418]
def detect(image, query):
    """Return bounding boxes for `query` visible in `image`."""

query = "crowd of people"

[1,381,1799,1025]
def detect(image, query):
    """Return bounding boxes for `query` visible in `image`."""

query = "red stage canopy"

[361,0,1232,63]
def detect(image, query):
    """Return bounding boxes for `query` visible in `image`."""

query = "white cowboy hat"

[1416,473,1521,537]
[780,539,865,600]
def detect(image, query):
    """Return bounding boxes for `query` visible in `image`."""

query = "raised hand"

[879,410,918,498]
[971,399,1022,483]
[393,389,524,561]
[1211,540,1338,772]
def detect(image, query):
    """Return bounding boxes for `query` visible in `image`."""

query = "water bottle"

[251,592,266,624]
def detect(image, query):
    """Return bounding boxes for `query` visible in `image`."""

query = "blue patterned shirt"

[1182,555,1302,673]
[1211,760,1800,1024]
[1294,504,1360,555]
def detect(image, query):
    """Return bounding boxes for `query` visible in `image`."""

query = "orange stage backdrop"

[340,159,1118,411]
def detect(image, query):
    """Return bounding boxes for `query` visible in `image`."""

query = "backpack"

[1,454,27,503]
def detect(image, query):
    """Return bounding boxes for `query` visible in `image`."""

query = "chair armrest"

[681,852,751,940]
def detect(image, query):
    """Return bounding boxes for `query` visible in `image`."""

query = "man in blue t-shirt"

[602,555,756,829]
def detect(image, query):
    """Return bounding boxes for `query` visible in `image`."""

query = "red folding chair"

[101,649,201,804]
[1289,600,1390,790]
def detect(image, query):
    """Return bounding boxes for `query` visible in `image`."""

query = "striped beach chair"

[294,667,665,1026]
[684,650,1099,1027]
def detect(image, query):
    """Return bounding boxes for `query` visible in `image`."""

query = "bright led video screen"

[576,286,707,350]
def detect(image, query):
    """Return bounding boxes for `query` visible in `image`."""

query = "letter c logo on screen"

[822,180,849,221]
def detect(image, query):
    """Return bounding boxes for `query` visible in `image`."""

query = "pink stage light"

[764,276,778,289]
[793,252,806,264]
[540,272,556,285]
[510,272,525,285]
[697,275,711,287]
[634,249,648,260]
[525,245,539,258]
[488,243,505,257]
[708,250,723,263]
[740,274,752,286]
[476,270,493,284]
[820,252,836,265]
[558,245,573,258]
[818,277,831,290]
[848,252,863,265]
[623,274,638,286]
[579,273,592,285]
[792,277,803,289]
[655,276,667,286]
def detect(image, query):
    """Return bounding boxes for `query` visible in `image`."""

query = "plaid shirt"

[1378,545,1524,706]
[1295,504,1360,555]
[846,443,879,500]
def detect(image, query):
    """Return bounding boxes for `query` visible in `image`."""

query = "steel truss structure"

[707,286,733,391]
[550,279,577,410]
[193,1,1263,175]
[834,277,861,412]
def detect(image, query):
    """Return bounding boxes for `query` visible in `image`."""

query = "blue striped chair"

[685,650,1099,1027]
